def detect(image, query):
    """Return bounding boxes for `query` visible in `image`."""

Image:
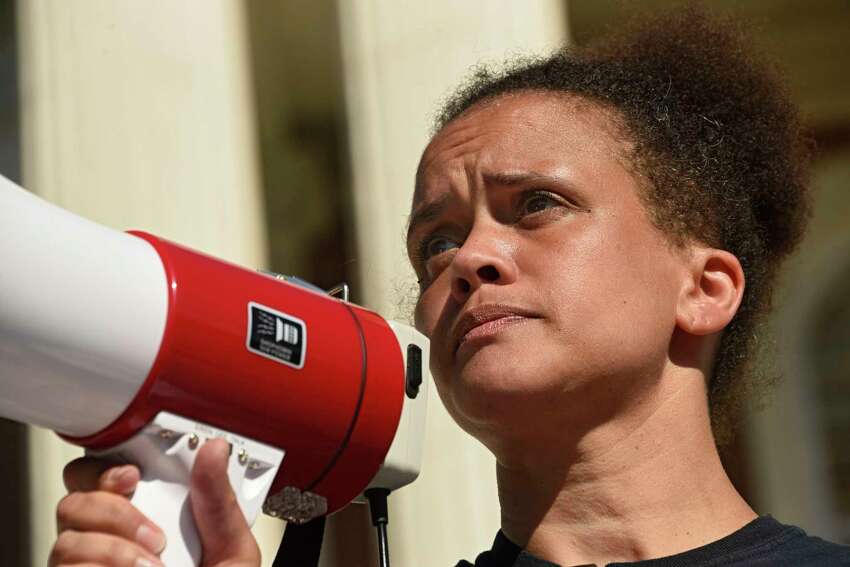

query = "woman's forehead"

[413,91,629,206]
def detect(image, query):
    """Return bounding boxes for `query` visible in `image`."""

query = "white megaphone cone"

[0,174,168,436]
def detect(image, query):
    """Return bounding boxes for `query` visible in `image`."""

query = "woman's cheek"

[413,295,437,339]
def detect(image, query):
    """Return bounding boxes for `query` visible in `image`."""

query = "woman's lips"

[459,315,529,345]
[450,304,541,356]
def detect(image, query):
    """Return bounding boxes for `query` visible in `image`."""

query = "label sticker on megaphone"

[246,302,307,369]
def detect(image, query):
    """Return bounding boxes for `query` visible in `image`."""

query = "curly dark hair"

[433,7,813,444]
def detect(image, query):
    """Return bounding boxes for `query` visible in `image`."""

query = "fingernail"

[135,558,164,567]
[107,466,131,484]
[136,524,167,554]
[106,466,137,494]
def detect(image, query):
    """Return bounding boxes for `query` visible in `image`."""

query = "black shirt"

[456,516,850,566]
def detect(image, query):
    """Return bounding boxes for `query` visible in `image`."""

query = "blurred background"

[0,1,848,565]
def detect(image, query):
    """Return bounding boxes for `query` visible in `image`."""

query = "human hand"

[51,438,261,566]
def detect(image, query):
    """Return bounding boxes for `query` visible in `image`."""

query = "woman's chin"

[453,343,562,393]
[445,363,568,430]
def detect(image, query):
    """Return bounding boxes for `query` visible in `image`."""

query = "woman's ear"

[675,248,745,336]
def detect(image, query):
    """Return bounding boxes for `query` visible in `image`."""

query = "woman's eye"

[421,235,459,261]
[518,191,563,217]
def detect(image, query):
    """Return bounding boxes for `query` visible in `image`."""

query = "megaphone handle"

[128,441,204,566]
[90,412,285,567]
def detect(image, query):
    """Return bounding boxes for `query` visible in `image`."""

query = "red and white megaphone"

[0,175,428,565]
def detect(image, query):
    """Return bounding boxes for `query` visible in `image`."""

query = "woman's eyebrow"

[485,170,587,209]
[482,170,565,186]
[406,170,572,242]
[406,193,452,242]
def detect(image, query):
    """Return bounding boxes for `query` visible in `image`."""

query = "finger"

[63,457,114,492]
[63,458,140,496]
[98,464,141,495]
[190,438,261,564]
[49,529,164,567]
[56,491,166,556]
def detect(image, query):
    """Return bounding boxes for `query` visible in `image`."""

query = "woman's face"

[407,92,687,446]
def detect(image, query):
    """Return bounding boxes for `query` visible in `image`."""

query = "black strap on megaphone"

[272,516,326,567]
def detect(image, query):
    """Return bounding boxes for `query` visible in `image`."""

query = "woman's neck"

[495,368,756,566]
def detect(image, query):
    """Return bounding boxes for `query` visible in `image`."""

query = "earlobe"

[675,249,745,336]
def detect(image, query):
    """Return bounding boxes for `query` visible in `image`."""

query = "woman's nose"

[450,232,517,302]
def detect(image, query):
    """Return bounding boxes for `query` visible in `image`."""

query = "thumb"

[190,438,261,566]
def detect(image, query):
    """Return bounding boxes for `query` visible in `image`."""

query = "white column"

[15,1,282,564]
[337,2,568,564]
